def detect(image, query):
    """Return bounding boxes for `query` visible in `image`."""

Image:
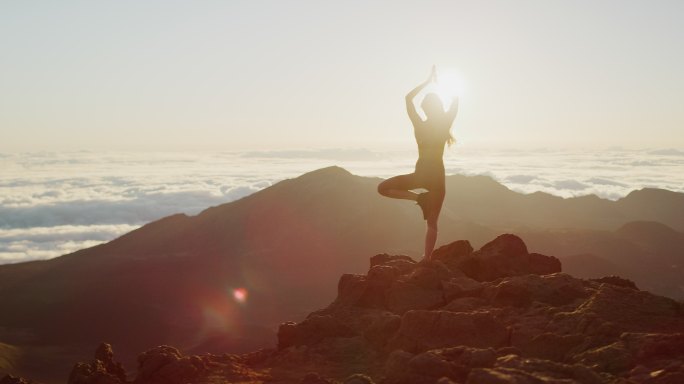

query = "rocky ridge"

[8,234,683,384]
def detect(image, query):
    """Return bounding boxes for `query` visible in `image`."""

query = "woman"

[377,66,459,260]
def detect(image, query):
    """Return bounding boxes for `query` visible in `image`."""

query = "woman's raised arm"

[406,66,436,124]
[446,97,459,124]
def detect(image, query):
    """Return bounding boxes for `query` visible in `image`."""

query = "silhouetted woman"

[377,66,459,260]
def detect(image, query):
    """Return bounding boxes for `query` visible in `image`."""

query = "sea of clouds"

[1,147,683,264]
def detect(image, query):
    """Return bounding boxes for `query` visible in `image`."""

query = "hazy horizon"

[2,146,683,264]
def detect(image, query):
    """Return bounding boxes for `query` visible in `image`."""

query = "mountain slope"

[516,221,684,298]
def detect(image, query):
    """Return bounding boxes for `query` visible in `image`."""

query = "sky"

[1,0,683,152]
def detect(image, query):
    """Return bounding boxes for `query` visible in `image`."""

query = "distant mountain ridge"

[1,166,683,382]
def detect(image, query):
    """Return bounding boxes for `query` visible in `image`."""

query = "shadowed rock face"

[55,234,684,384]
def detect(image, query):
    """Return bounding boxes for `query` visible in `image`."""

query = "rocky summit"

[16,234,684,384]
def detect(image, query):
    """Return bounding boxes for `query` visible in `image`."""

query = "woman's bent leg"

[377,173,422,201]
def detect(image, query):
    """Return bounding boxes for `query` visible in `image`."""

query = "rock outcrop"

[59,234,684,383]
[0,375,35,384]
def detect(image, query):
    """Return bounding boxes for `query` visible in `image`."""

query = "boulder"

[134,345,205,384]
[554,284,684,335]
[483,273,589,308]
[300,372,336,384]
[385,280,444,314]
[387,310,509,353]
[370,254,416,271]
[362,312,401,349]
[278,315,355,349]
[441,276,483,301]
[574,332,684,377]
[342,374,375,384]
[68,343,127,384]
[431,240,474,265]
[434,235,562,282]
[384,347,496,384]
[0,376,33,384]
[466,354,603,384]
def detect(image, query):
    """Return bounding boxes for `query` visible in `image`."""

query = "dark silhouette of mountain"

[515,221,684,299]
[19,234,684,384]
[557,253,623,279]
[444,177,684,232]
[1,167,683,383]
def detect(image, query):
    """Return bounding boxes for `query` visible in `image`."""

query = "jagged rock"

[442,276,484,301]
[384,347,496,384]
[387,310,509,353]
[431,240,474,264]
[242,347,277,365]
[385,280,445,314]
[440,234,561,281]
[343,373,375,384]
[383,350,418,384]
[527,252,564,276]
[442,297,489,312]
[0,375,33,384]
[134,345,206,384]
[550,283,684,336]
[334,274,370,307]
[68,343,127,384]
[591,275,639,290]
[362,312,401,349]
[278,315,355,349]
[512,332,588,362]
[361,265,401,308]
[300,372,337,384]
[483,273,589,308]
[94,343,126,382]
[574,332,684,378]
[466,354,604,384]
[404,264,451,290]
[370,254,415,270]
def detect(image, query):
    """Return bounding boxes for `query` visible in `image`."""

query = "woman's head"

[421,93,444,119]
[421,93,456,146]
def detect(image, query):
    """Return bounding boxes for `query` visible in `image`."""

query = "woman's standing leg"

[423,188,445,260]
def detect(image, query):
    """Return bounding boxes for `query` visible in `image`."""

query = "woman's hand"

[430,65,437,83]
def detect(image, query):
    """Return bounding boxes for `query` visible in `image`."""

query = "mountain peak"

[297,165,353,179]
[622,187,680,201]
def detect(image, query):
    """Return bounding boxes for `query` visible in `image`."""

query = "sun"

[428,68,466,110]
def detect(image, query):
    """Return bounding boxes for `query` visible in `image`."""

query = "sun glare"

[429,68,466,110]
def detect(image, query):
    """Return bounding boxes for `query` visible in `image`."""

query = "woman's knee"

[377,181,389,196]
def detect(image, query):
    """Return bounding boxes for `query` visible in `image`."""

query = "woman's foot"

[416,192,431,220]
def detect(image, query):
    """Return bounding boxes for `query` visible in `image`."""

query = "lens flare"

[232,287,248,304]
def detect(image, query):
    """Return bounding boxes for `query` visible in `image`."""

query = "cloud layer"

[1,147,682,264]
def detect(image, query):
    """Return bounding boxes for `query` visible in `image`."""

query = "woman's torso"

[413,119,448,188]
